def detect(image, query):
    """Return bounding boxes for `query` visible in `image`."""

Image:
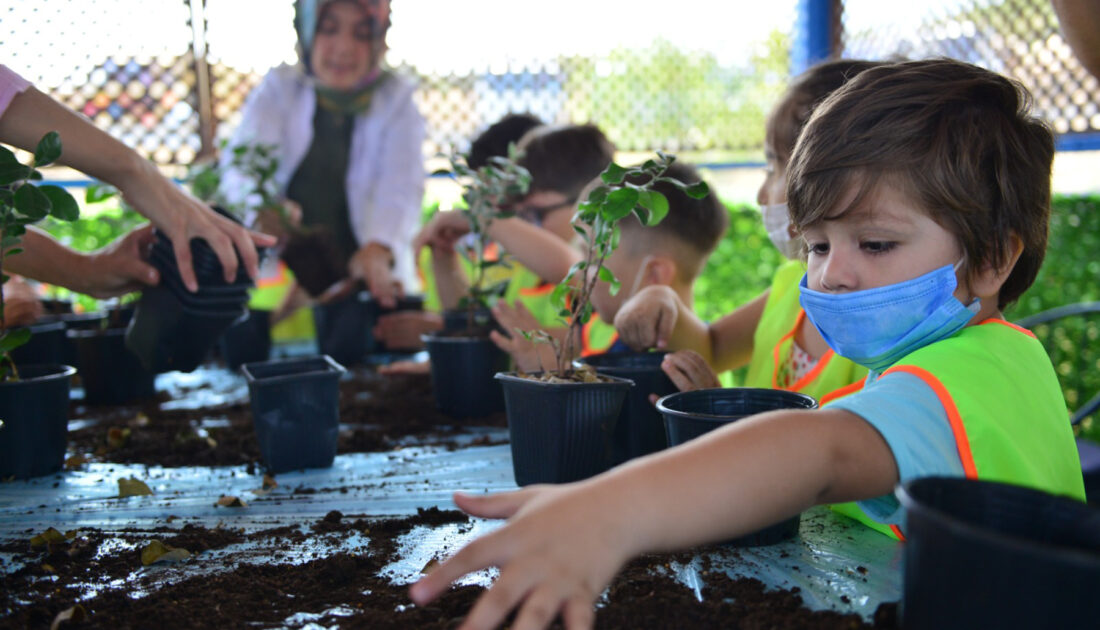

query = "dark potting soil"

[280,228,348,297]
[1,509,899,629]
[65,370,507,469]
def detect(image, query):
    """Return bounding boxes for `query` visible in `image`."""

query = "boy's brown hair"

[517,124,616,201]
[787,58,1054,309]
[766,59,884,165]
[619,161,728,282]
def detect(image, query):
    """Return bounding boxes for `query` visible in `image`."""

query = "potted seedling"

[422,149,530,418]
[497,153,708,485]
[0,132,81,479]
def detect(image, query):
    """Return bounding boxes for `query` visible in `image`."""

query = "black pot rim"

[67,328,126,339]
[0,364,77,386]
[241,355,346,385]
[576,351,669,374]
[495,371,635,389]
[16,320,68,334]
[897,476,1100,567]
[421,332,493,344]
[655,387,819,421]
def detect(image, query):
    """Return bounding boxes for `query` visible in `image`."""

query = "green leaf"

[585,185,609,205]
[12,184,51,220]
[597,265,622,296]
[85,183,119,203]
[550,283,570,311]
[638,190,670,226]
[33,131,62,167]
[685,181,710,199]
[600,163,629,185]
[0,146,18,165]
[0,328,32,354]
[601,188,639,221]
[4,247,22,257]
[40,186,80,221]
[0,163,31,186]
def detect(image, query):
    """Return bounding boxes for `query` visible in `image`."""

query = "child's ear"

[647,256,678,287]
[968,234,1023,300]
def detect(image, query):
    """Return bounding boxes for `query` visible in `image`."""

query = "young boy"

[492,161,728,371]
[409,59,1086,629]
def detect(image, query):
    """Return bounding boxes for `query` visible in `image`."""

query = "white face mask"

[761,202,801,259]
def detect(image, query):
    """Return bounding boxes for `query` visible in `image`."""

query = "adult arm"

[1052,0,1100,79]
[0,79,273,292]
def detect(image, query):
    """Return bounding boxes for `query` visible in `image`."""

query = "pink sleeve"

[0,65,32,119]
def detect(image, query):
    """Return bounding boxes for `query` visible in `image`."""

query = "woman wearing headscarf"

[219,0,424,309]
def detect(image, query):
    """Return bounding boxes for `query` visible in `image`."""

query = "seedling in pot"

[0,132,80,381]
[522,152,708,381]
[437,146,532,334]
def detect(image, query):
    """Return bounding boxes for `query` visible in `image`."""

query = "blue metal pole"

[792,0,835,76]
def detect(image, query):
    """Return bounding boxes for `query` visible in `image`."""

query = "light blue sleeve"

[826,372,965,524]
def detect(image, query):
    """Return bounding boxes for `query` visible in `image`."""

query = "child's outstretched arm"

[410,407,898,630]
[615,286,769,373]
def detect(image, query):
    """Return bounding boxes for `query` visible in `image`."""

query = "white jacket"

[219,63,426,288]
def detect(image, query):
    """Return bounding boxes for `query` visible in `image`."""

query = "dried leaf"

[30,527,65,548]
[262,474,278,490]
[140,540,191,566]
[129,412,150,428]
[64,530,79,540]
[205,437,218,449]
[64,454,88,469]
[421,557,442,574]
[50,604,87,630]
[215,495,247,508]
[106,427,131,450]
[117,477,153,498]
[41,563,56,573]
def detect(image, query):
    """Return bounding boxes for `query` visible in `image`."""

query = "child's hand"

[488,302,558,373]
[373,311,443,350]
[613,285,680,351]
[410,485,635,630]
[414,211,471,253]
[0,278,43,329]
[377,359,431,375]
[661,350,721,392]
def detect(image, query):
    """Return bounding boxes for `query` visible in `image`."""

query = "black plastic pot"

[656,388,818,546]
[70,328,157,405]
[580,352,677,465]
[897,477,1100,629]
[423,333,509,418]
[0,364,76,479]
[9,320,67,367]
[126,284,248,373]
[219,309,272,370]
[442,307,496,334]
[313,291,425,365]
[40,311,108,369]
[496,371,633,486]
[242,355,346,474]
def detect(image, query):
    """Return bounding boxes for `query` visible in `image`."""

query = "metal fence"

[2,0,1097,167]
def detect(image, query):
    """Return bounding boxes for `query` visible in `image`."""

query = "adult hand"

[413,211,470,253]
[660,350,721,395]
[117,160,276,292]
[613,285,680,351]
[1,278,44,329]
[488,301,558,373]
[252,200,301,245]
[348,241,400,309]
[77,224,160,298]
[410,484,635,630]
[374,310,442,350]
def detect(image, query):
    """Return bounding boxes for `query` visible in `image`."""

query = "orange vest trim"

[771,309,839,392]
[880,364,979,479]
[518,282,554,297]
[483,242,501,262]
[580,319,619,358]
[819,380,866,406]
[889,524,906,541]
[256,260,290,289]
[981,317,1036,338]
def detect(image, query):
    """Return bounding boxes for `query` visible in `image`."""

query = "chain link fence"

[2,0,1096,168]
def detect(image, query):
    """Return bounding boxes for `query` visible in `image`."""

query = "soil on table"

[65,370,507,469]
[0,509,899,629]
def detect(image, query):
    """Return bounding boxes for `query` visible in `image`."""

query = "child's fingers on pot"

[665,351,720,389]
[661,356,701,392]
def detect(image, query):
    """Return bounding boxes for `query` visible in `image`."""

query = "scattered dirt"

[1,510,899,629]
[65,370,507,469]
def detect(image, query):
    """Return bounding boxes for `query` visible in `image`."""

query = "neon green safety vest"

[581,314,620,357]
[744,259,868,404]
[831,319,1087,539]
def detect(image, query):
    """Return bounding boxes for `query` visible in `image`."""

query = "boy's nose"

[818,251,858,292]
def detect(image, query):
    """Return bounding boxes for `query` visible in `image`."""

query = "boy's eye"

[861,241,897,254]
[806,242,829,255]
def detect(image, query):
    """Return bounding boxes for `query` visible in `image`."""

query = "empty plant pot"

[580,352,677,465]
[656,388,819,546]
[496,371,633,486]
[313,291,425,365]
[0,364,76,479]
[242,355,346,474]
[219,309,272,370]
[897,477,1100,629]
[423,333,509,418]
[70,328,157,405]
[9,320,67,367]
[125,285,248,373]
[40,311,108,369]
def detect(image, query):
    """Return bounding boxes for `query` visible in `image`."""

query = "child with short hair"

[410,59,1086,629]
[615,59,878,402]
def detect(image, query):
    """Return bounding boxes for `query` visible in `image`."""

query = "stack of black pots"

[126,215,255,373]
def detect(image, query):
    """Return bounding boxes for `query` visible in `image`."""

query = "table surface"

[0,364,903,622]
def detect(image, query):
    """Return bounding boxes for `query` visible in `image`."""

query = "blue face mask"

[798,263,981,372]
